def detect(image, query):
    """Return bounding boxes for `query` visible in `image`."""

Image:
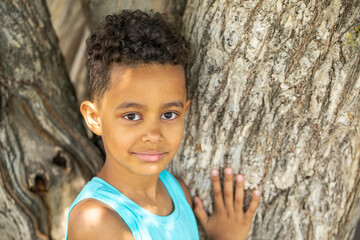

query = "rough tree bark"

[170,0,360,239]
[0,1,103,239]
[46,0,90,104]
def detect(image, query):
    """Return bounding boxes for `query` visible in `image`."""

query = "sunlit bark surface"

[46,0,89,104]
[170,0,360,239]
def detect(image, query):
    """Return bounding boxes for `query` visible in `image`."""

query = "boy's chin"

[128,161,171,177]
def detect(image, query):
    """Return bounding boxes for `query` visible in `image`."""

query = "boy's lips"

[133,151,168,162]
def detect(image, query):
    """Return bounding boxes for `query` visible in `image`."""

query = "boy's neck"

[96,160,163,202]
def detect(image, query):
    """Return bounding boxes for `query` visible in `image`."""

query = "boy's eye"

[161,112,178,120]
[124,113,141,121]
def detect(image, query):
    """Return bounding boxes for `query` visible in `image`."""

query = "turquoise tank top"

[65,170,199,240]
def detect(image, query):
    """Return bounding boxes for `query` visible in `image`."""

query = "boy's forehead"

[108,64,186,90]
[101,64,187,106]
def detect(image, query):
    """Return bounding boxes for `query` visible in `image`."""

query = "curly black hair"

[86,9,191,103]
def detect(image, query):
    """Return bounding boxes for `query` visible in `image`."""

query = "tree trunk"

[170,0,360,239]
[0,1,103,239]
[46,0,90,104]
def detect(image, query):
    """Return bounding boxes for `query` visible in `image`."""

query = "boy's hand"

[193,167,261,240]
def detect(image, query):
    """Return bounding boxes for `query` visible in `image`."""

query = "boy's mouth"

[132,151,168,162]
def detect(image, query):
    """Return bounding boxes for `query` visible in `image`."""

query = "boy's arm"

[67,199,135,240]
[193,167,261,240]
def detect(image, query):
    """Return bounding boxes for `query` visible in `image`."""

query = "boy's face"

[81,64,190,176]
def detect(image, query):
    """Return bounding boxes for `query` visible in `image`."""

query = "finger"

[243,187,247,210]
[193,197,209,228]
[245,190,261,222]
[211,169,224,211]
[234,174,244,213]
[223,167,234,211]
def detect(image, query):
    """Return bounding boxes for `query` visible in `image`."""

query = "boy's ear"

[185,99,191,112]
[80,101,102,136]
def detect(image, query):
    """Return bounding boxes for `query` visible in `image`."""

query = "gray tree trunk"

[46,0,90,104]
[0,1,103,239]
[170,0,360,239]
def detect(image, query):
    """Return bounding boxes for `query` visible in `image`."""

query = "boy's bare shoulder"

[174,176,192,207]
[68,198,134,240]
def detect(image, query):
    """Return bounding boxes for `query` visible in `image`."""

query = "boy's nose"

[141,123,164,144]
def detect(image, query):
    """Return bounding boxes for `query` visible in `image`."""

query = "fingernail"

[225,168,232,175]
[254,190,261,196]
[211,169,218,176]
[236,175,244,182]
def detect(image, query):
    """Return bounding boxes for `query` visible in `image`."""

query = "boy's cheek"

[169,126,186,148]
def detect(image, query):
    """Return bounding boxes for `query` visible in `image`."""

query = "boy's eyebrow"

[116,102,144,109]
[162,101,184,108]
[115,101,184,110]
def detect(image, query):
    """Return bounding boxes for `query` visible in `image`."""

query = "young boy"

[66,10,260,240]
